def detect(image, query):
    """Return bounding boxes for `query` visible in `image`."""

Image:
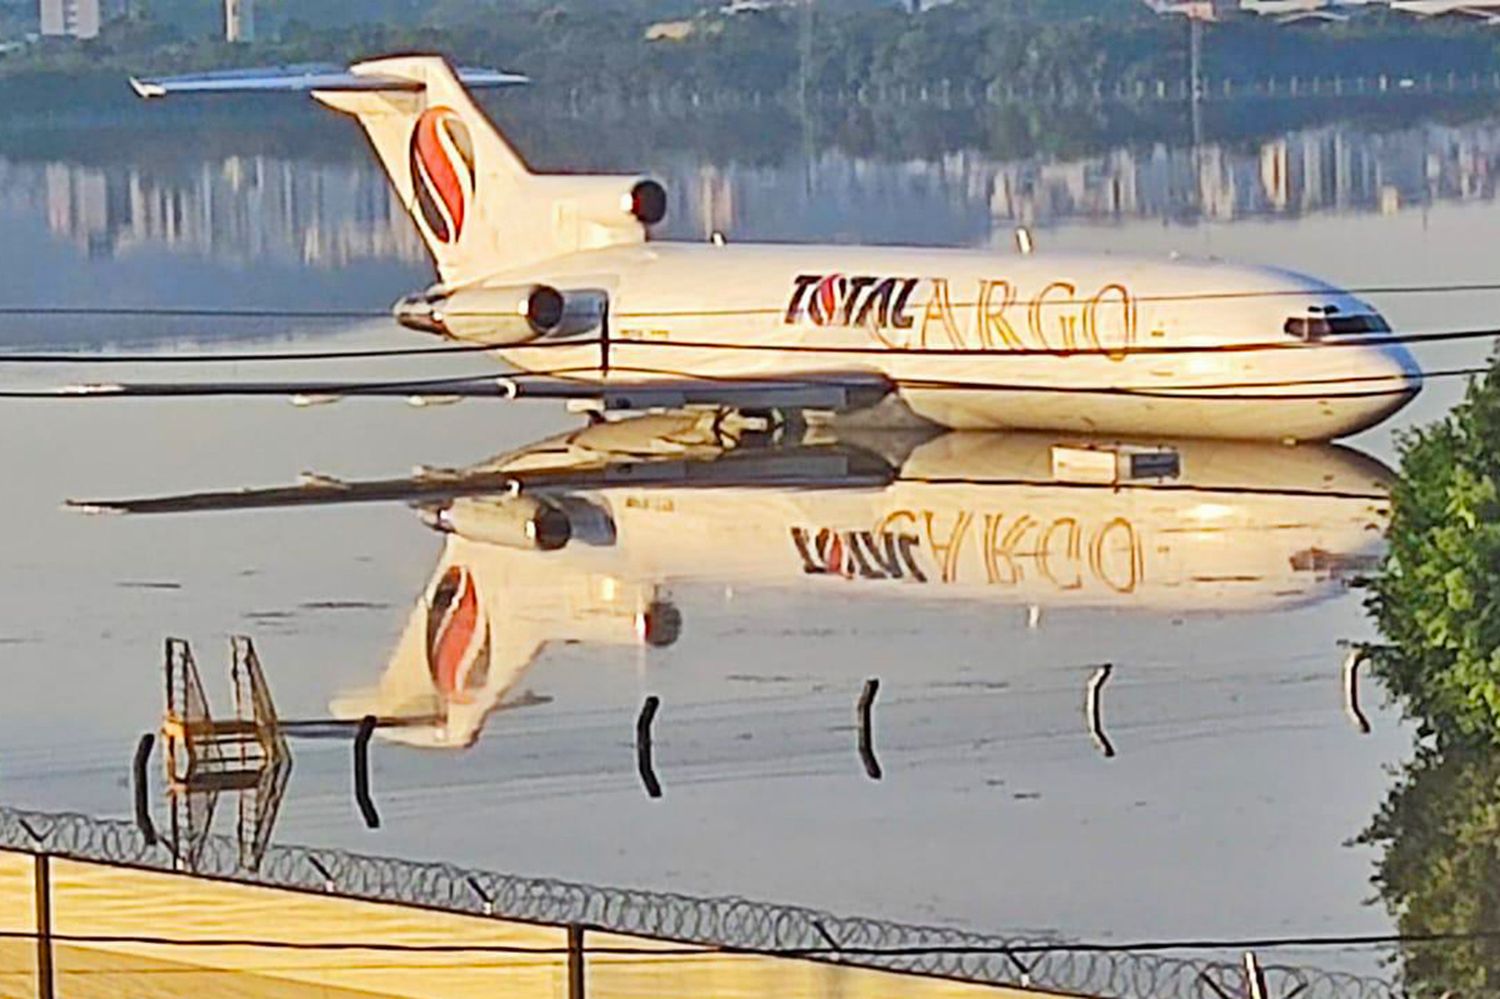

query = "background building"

[225,0,254,42]
[1390,0,1500,19]
[1144,0,1500,19]
[1142,0,1240,17]
[38,0,100,39]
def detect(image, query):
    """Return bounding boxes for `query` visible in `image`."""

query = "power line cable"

[0,306,384,319]
[2,271,1500,367]
[0,927,1493,956]
[618,279,1500,312]
[4,276,1500,323]
[0,340,506,364]
[545,326,1500,356]
[3,362,1473,402]
[2,324,1499,366]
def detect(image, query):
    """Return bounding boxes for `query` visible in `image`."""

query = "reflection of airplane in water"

[83,413,1392,748]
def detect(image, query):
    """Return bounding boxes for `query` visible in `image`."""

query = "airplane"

[122,54,1424,441]
[76,414,1394,748]
[1388,1,1500,23]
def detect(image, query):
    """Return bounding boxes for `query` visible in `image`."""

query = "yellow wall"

[48,858,569,999]
[0,851,37,999]
[0,849,1070,999]
[586,929,1051,999]
[50,944,407,999]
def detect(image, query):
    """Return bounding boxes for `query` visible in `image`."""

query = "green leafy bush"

[1367,358,1500,747]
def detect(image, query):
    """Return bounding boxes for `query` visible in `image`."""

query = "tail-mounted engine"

[394,282,608,345]
[392,174,663,345]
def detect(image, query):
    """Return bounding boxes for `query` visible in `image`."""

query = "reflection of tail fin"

[334,528,675,749]
[331,557,545,749]
[315,55,659,286]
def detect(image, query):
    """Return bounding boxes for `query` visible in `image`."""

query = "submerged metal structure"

[160,637,291,871]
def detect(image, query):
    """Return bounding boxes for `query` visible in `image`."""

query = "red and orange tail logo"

[425,566,491,704]
[409,107,476,244]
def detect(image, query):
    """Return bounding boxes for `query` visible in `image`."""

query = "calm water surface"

[2,95,1499,981]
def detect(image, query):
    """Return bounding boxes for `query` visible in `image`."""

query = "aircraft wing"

[24,372,893,412]
[67,444,897,516]
[129,64,527,98]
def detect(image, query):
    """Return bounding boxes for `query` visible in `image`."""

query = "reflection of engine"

[393,283,607,345]
[422,496,572,551]
[421,495,619,552]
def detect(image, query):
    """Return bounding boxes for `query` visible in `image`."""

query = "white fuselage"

[481,244,1421,440]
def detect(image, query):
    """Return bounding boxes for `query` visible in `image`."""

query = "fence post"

[34,854,53,999]
[568,924,587,999]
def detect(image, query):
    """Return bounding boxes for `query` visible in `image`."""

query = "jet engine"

[520,174,666,255]
[529,175,667,229]
[394,282,612,345]
[392,176,663,344]
[393,283,563,344]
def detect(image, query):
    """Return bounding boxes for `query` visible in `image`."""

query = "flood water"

[3,92,1500,988]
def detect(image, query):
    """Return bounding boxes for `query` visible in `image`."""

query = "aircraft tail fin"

[133,54,665,287]
[319,57,667,286]
[313,56,534,287]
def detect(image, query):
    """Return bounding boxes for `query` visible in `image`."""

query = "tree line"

[4,0,1500,106]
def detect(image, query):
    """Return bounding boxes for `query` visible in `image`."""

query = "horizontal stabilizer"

[129,63,527,99]
[26,377,519,400]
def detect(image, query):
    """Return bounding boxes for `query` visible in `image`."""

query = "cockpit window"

[1284,312,1391,340]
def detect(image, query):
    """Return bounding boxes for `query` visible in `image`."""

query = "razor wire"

[0,803,1401,999]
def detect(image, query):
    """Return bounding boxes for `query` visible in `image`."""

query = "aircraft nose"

[1381,341,1423,396]
[1355,341,1422,431]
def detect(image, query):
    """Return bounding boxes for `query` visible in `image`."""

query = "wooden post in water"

[133,733,157,846]
[354,715,380,829]
[857,679,882,780]
[636,697,662,799]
